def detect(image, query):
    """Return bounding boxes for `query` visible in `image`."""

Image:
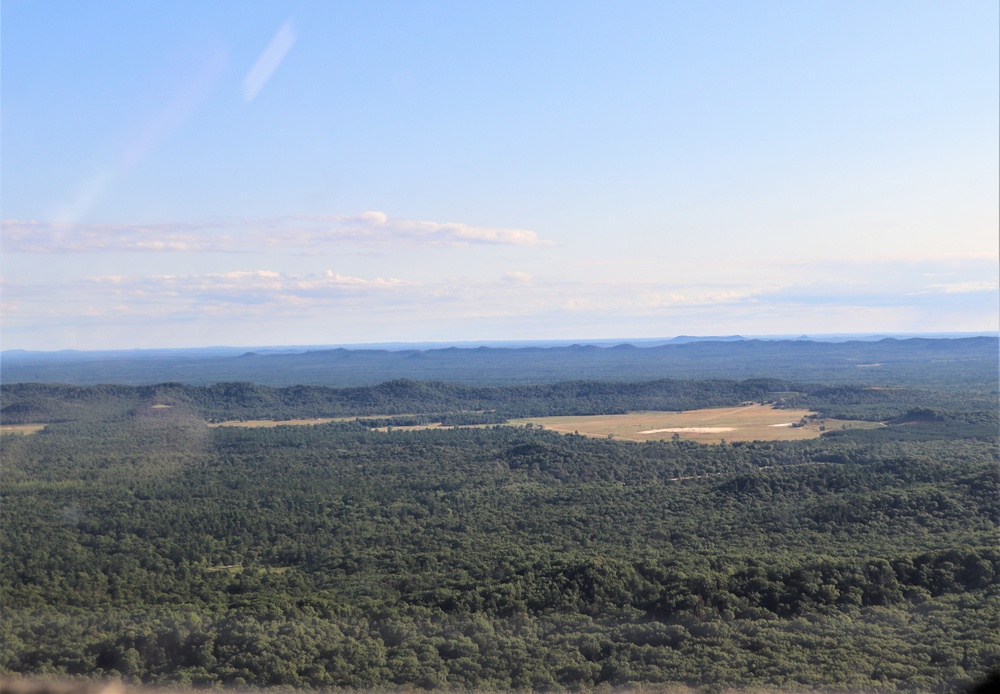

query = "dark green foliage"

[2,378,787,424]
[3,377,997,426]
[1,378,998,691]
[821,408,999,442]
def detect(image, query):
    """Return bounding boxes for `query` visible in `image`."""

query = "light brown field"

[202,405,881,442]
[207,417,347,428]
[208,414,488,430]
[510,404,881,443]
[0,424,46,436]
[372,423,448,432]
[207,415,459,429]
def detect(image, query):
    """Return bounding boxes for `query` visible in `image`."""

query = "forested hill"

[3,336,997,389]
[3,378,998,426]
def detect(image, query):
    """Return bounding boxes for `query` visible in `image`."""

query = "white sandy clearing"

[639,427,735,434]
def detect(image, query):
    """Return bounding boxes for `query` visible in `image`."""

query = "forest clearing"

[511,404,882,442]
[206,417,346,428]
[197,405,881,443]
[0,424,46,436]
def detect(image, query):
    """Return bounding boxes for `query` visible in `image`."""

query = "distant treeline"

[3,336,997,389]
[3,378,997,427]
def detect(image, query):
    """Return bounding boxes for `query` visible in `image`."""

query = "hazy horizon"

[3,1,998,351]
[3,330,998,357]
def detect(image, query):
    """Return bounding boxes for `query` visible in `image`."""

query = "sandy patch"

[639,427,735,434]
[0,424,46,436]
[510,404,878,443]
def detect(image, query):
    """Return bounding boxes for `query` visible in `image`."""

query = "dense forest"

[1,367,998,691]
[3,377,998,427]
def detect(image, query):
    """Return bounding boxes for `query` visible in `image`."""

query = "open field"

[370,423,499,432]
[211,420,484,432]
[0,424,46,436]
[510,404,882,443]
[208,414,490,430]
[207,415,450,428]
[372,423,448,432]
[207,417,348,428]
[204,405,883,442]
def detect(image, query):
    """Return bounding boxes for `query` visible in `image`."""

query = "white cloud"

[84,269,412,303]
[635,286,778,309]
[928,280,999,294]
[4,254,997,349]
[41,263,995,324]
[502,271,534,284]
[1,213,550,253]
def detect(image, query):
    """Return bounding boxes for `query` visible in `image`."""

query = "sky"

[2,0,998,351]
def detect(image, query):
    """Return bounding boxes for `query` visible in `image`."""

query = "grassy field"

[207,417,349,428]
[206,415,451,428]
[202,404,884,443]
[372,423,449,432]
[210,420,486,433]
[0,424,46,436]
[510,404,882,443]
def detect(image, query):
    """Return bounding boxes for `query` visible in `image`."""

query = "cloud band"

[1,212,550,254]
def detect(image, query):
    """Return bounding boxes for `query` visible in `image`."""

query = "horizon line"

[3,331,998,356]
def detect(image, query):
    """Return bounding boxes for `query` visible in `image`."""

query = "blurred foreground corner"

[0,678,126,694]
[966,668,1000,694]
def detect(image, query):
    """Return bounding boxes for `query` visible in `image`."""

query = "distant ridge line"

[1,336,996,389]
[3,332,998,357]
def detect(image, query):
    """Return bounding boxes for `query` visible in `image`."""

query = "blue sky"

[2,0,998,350]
